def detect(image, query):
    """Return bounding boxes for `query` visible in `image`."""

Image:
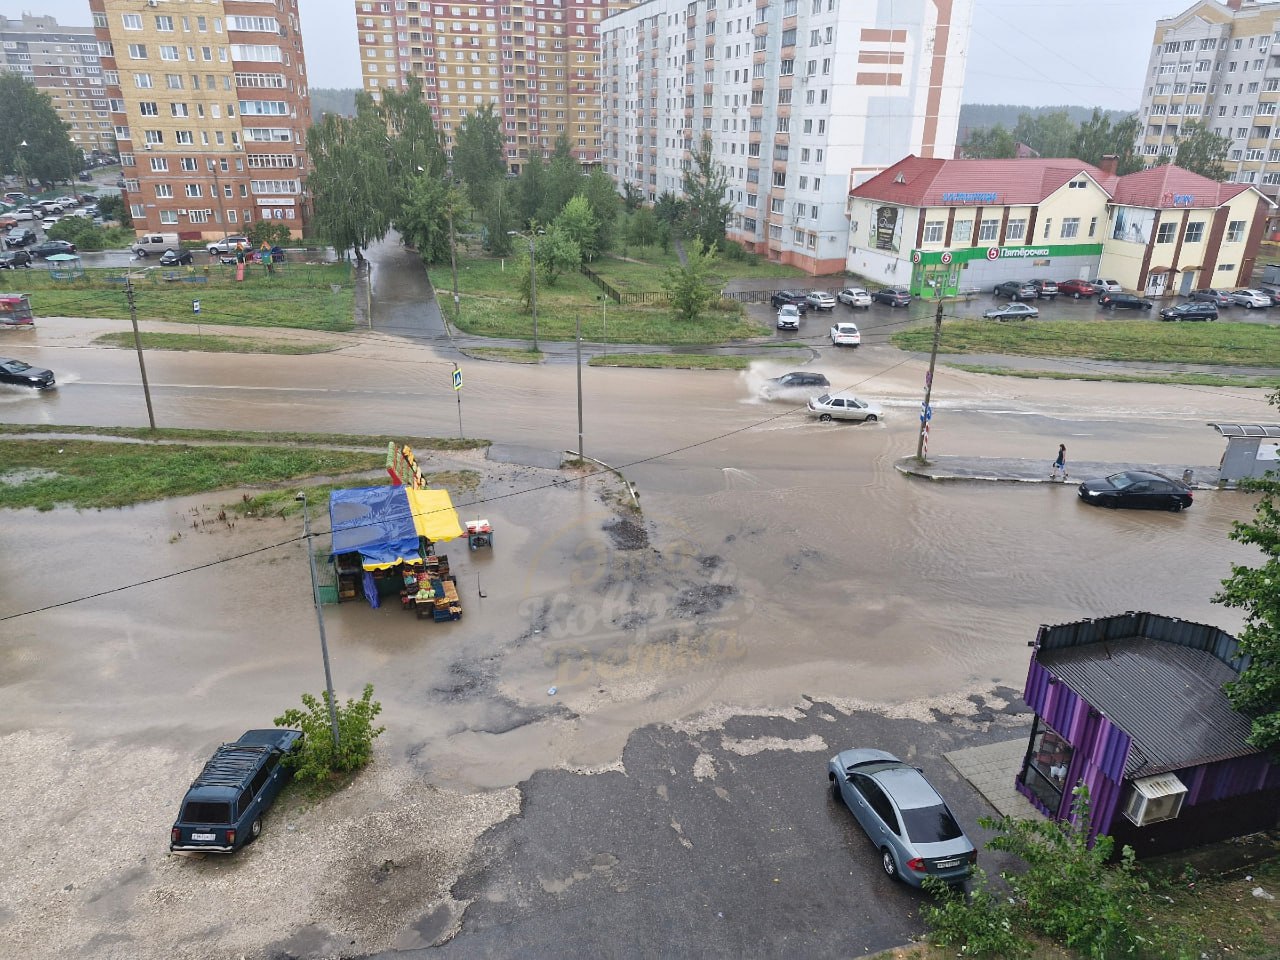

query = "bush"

[274,682,385,785]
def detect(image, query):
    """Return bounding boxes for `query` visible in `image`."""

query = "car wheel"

[1170,501,1184,512]
[1247,302,1256,309]
[881,848,899,880]
[864,414,878,423]
[136,250,147,257]
[818,413,833,422]
[830,776,841,800]
[249,817,262,842]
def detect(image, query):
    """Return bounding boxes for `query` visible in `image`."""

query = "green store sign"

[910,242,1104,266]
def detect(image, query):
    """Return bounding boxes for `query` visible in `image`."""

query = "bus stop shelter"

[1208,423,1280,483]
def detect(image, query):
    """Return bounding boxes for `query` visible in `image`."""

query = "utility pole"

[296,493,341,750]
[575,313,584,461]
[448,202,460,325]
[915,298,944,464]
[125,275,157,430]
[528,230,539,350]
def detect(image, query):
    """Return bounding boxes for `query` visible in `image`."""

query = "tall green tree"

[378,76,445,186]
[581,167,620,255]
[540,136,584,224]
[1073,109,1143,174]
[628,207,659,248]
[961,124,1017,159]
[662,238,719,321]
[0,74,81,188]
[1013,109,1077,159]
[513,153,545,226]
[1216,389,1280,752]
[452,102,506,210]
[395,172,460,264]
[553,194,599,262]
[483,179,515,256]
[535,225,581,284]
[622,182,644,212]
[654,191,685,225]
[306,95,394,261]
[1174,120,1232,181]
[682,136,731,249]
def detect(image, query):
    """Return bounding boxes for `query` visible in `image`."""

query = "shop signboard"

[386,442,427,488]
[875,205,902,252]
[909,243,1103,266]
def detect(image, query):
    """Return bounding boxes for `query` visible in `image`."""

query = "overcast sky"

[20,0,1191,109]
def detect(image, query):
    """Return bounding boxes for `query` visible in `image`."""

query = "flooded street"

[0,258,1274,956]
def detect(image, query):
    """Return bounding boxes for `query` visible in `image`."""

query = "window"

[155,183,173,198]
[139,101,159,116]
[1021,718,1073,814]
[1227,219,1246,242]
[978,219,999,242]
[134,73,153,88]
[1156,222,1176,243]
[1184,221,1205,242]
[128,44,148,60]
[159,209,178,224]
[923,220,944,243]
[1088,216,1098,238]
[1005,218,1026,242]
[1061,217,1080,239]
[951,220,972,243]
[185,183,202,198]
[1042,217,1052,240]
[160,45,180,61]
[156,15,174,31]
[122,13,143,30]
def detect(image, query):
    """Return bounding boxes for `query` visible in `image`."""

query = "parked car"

[836,287,872,308]
[1077,470,1193,511]
[5,227,36,248]
[12,206,35,221]
[993,279,1038,300]
[770,290,809,312]
[776,304,803,330]
[1187,288,1234,307]
[764,371,830,395]
[1098,292,1153,310]
[0,250,33,269]
[3,191,26,203]
[807,393,883,422]
[804,290,837,311]
[1230,288,1273,309]
[0,215,17,230]
[1029,279,1058,300]
[29,240,77,258]
[159,248,194,266]
[0,357,56,389]
[1159,302,1217,322]
[170,729,302,853]
[1057,279,1099,299]
[78,171,92,182]
[1092,278,1123,293]
[39,216,59,232]
[830,321,862,347]
[871,286,912,307]
[828,749,977,887]
[982,302,1039,321]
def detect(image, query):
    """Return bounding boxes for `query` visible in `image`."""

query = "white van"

[131,232,180,257]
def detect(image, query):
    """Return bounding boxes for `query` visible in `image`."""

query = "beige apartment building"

[1139,0,1280,233]
[0,14,115,159]
[355,0,637,170]
[89,0,312,239]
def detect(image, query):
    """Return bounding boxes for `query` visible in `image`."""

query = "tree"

[654,191,685,226]
[534,225,581,285]
[1013,109,1077,159]
[247,220,291,246]
[961,124,1018,159]
[483,179,514,256]
[628,207,659,248]
[682,136,732,249]
[513,153,545,226]
[1174,120,1231,181]
[540,135,584,224]
[96,193,130,227]
[581,167,620,255]
[306,95,394,261]
[378,75,445,187]
[622,182,644,212]
[663,238,719,321]
[1216,391,1280,752]
[1072,109,1143,175]
[452,102,506,210]
[396,172,460,264]
[274,683,385,785]
[553,194,599,262]
[0,74,81,189]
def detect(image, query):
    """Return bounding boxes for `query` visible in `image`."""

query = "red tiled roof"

[1109,163,1252,208]
[850,155,1262,210]
[850,155,1116,207]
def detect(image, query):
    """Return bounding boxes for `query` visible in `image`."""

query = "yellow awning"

[406,487,464,543]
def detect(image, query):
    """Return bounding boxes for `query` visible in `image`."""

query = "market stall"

[328,484,465,619]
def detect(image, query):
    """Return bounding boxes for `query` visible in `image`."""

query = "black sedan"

[1159,302,1217,322]
[159,248,194,266]
[872,286,912,307]
[1098,292,1153,310]
[763,371,830,397]
[29,240,77,258]
[0,357,56,389]
[1077,471,1192,511]
[770,290,809,313]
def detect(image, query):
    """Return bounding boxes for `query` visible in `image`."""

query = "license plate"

[934,858,961,869]
[191,832,216,841]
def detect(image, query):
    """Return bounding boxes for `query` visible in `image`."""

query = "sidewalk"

[895,455,1222,489]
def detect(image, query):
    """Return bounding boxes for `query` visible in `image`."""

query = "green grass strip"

[93,331,337,354]
[0,424,490,450]
[587,353,752,369]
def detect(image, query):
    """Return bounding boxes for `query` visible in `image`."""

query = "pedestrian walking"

[1051,443,1068,481]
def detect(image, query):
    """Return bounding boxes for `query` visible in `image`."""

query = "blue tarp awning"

[329,486,422,570]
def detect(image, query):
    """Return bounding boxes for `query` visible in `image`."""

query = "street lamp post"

[17,140,29,194]
[596,294,608,359]
[295,492,341,750]
[575,312,584,461]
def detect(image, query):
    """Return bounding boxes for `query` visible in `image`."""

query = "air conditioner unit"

[1122,773,1187,826]
[178,209,188,215]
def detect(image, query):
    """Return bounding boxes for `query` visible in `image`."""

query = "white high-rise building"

[600,0,973,273]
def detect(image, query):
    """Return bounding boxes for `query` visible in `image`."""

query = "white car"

[830,321,862,347]
[807,392,883,423]
[13,207,35,220]
[1230,288,1273,309]
[206,234,250,255]
[40,216,59,231]
[805,290,837,311]
[837,287,872,308]
[777,304,802,330]
[1092,278,1122,293]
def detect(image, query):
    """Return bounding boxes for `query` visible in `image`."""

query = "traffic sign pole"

[452,363,464,440]
[915,299,944,464]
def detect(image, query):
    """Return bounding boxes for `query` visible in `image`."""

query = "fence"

[580,264,671,304]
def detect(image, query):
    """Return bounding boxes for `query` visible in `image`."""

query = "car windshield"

[814,394,832,404]
[181,800,232,824]
[899,804,964,844]
[1106,472,1141,490]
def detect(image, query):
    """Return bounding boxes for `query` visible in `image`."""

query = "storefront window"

[1021,717,1073,814]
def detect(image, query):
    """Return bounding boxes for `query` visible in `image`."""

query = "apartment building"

[89,0,312,239]
[599,0,972,274]
[0,14,115,159]
[1139,0,1280,232]
[355,0,637,171]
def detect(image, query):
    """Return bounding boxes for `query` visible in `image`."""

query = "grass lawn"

[587,247,805,292]
[892,318,1280,366]
[0,424,490,451]
[93,331,337,354]
[947,362,1280,389]
[231,470,481,519]
[449,257,766,344]
[0,439,387,510]
[466,346,543,363]
[18,263,355,332]
[588,353,751,370]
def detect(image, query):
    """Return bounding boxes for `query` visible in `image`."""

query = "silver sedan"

[807,393,883,422]
[982,302,1039,321]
